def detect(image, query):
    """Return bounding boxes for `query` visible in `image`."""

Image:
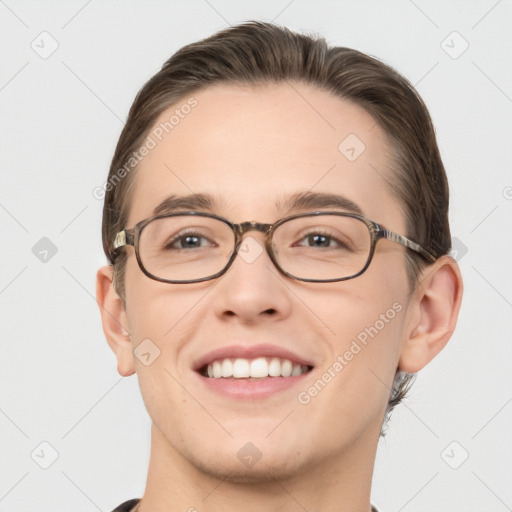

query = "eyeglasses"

[112,211,436,284]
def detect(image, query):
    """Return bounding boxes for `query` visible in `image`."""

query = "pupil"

[309,234,328,247]
[184,235,199,247]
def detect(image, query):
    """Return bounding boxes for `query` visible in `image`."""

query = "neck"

[137,423,379,512]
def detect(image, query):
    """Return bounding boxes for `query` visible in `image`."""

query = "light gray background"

[1,1,511,510]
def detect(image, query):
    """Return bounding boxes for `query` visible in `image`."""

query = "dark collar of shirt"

[111,498,380,511]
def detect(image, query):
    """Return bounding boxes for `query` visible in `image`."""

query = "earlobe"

[398,256,463,373]
[96,265,136,377]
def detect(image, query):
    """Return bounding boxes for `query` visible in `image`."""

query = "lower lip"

[196,372,312,399]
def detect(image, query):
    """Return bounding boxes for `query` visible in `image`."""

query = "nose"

[212,232,293,324]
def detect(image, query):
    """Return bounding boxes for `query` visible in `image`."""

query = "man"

[96,21,463,512]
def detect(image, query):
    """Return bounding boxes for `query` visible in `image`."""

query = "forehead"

[127,81,402,229]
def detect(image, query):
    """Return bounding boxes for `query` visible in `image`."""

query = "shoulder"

[110,498,140,512]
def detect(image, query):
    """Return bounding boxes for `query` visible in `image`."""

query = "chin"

[186,448,312,484]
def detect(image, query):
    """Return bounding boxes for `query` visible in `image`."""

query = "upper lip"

[192,344,315,372]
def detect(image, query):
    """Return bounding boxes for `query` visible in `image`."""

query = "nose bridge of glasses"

[235,221,273,239]
[232,221,275,260]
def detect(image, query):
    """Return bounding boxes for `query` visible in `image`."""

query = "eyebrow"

[277,191,364,217]
[153,193,218,216]
[152,191,364,217]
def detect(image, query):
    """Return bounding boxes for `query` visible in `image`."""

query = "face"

[120,82,414,481]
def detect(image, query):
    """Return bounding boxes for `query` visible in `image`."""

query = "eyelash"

[164,230,216,250]
[295,229,353,250]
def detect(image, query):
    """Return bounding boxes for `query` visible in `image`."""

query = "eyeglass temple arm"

[113,230,135,249]
[382,230,436,263]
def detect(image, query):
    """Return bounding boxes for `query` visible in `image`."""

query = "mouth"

[192,344,315,399]
[199,356,313,379]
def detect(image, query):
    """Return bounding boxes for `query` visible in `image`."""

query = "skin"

[97,82,463,512]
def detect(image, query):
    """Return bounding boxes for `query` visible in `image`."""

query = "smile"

[193,343,315,398]
[201,357,312,379]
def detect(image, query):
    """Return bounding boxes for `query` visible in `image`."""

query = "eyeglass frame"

[112,210,436,284]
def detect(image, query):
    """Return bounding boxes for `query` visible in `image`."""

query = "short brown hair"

[101,21,451,428]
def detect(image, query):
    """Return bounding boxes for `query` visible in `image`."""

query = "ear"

[398,255,463,373]
[96,265,135,377]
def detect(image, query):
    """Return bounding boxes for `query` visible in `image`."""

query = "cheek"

[297,298,406,441]
[123,267,199,431]
[323,252,408,346]
[123,259,207,365]
[320,286,406,383]
[124,265,156,340]
[310,262,409,408]
[124,257,180,338]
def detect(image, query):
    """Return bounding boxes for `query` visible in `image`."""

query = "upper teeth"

[206,357,308,379]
